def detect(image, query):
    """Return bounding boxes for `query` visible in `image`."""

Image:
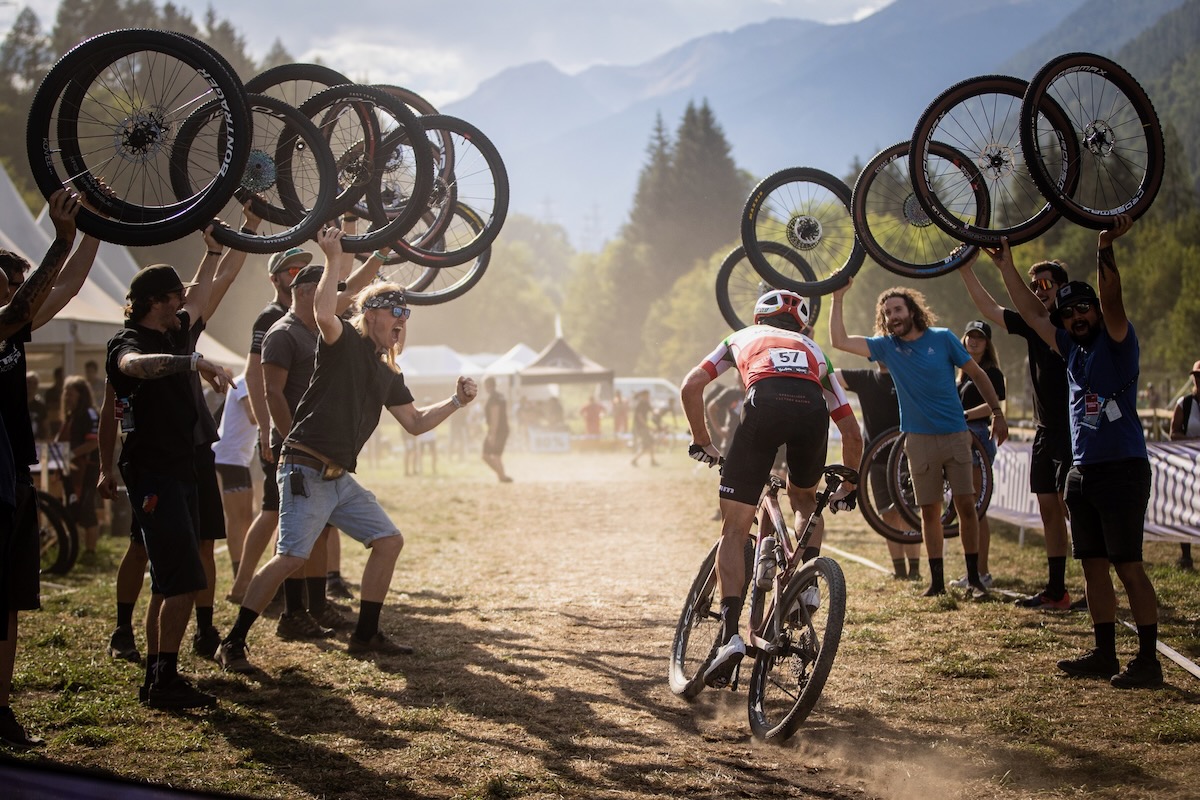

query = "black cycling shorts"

[719,378,828,506]
[1030,425,1071,495]
[194,447,226,541]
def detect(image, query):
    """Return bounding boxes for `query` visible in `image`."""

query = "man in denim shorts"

[831,282,1008,598]
[218,228,477,672]
[995,216,1163,689]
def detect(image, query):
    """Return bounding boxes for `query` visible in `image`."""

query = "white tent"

[395,345,483,388]
[480,343,538,377]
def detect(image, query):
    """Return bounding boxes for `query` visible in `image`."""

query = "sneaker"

[0,707,44,749]
[146,675,218,710]
[1111,655,1164,689]
[967,584,990,601]
[703,634,745,688]
[275,610,335,640]
[1069,596,1089,612]
[949,572,992,589]
[311,604,353,631]
[215,639,255,674]
[347,631,415,656]
[1016,590,1071,610]
[192,625,222,659]
[800,585,821,612]
[107,626,140,663]
[1177,556,1195,571]
[326,572,355,601]
[1057,649,1119,679]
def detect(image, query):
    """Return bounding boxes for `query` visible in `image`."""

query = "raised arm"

[335,247,387,316]
[204,203,260,320]
[1097,215,1133,344]
[313,227,345,344]
[0,189,79,340]
[32,233,99,330]
[982,237,1058,352]
[957,251,1008,327]
[829,280,871,358]
[180,224,224,325]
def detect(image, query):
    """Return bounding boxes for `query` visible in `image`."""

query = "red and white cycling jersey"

[698,325,853,422]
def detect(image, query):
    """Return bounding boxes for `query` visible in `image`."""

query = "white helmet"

[753,289,810,329]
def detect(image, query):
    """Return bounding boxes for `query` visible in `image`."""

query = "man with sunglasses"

[218,227,477,672]
[959,253,1075,611]
[991,215,1163,689]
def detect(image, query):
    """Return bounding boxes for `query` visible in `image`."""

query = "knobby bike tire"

[909,74,1079,248]
[741,166,864,295]
[371,115,509,268]
[27,28,251,246]
[852,140,987,279]
[715,242,820,332]
[887,431,993,537]
[298,84,434,252]
[856,427,923,545]
[747,556,846,742]
[244,62,352,109]
[669,542,722,698]
[1020,52,1164,229]
[38,491,77,575]
[170,93,338,254]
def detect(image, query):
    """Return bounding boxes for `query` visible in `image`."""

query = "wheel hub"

[977,144,1015,181]
[336,147,370,188]
[240,149,277,193]
[903,193,932,227]
[1083,120,1116,157]
[113,108,170,163]
[786,215,822,250]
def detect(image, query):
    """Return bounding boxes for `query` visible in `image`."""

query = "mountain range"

[444,0,1186,249]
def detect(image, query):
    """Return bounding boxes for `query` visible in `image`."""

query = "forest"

[2,0,1200,408]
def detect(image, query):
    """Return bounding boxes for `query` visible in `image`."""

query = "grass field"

[3,448,1199,799]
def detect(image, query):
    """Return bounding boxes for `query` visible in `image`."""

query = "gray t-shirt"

[260,311,318,449]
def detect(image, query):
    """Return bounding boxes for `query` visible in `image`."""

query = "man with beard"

[830,282,1007,598]
[992,215,1162,689]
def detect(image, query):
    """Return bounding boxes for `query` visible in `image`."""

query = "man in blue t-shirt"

[991,215,1161,689]
[831,282,1007,597]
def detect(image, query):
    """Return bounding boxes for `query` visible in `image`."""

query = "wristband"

[450,394,463,409]
[990,406,1002,414]
[371,250,388,261]
[190,353,201,372]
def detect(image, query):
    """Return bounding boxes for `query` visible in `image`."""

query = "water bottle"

[754,536,777,589]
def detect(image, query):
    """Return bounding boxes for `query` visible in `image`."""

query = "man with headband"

[217,228,477,672]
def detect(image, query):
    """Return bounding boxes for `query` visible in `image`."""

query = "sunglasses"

[287,266,303,277]
[1029,277,1056,292]
[382,305,411,320]
[1059,301,1093,320]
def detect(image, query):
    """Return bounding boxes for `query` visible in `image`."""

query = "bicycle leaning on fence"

[669,463,857,742]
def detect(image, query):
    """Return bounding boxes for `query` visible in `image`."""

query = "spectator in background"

[85,359,105,405]
[482,376,513,482]
[949,320,1005,590]
[212,373,257,582]
[580,394,606,438]
[630,389,658,467]
[43,366,64,439]
[57,375,101,561]
[611,390,628,438]
[837,363,923,580]
[1168,359,1200,571]
[24,373,46,443]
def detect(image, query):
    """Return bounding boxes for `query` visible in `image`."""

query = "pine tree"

[0,8,49,94]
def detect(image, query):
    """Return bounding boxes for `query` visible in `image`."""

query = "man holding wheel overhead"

[830,282,1008,599]
[680,290,862,689]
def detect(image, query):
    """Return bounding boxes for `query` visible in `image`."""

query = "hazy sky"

[11,0,894,106]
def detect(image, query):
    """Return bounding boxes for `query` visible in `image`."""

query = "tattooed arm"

[1097,214,1133,344]
[0,189,80,339]
[118,352,232,395]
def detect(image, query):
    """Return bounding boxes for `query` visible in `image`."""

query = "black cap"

[127,264,194,301]
[964,319,992,340]
[1050,281,1099,327]
[290,264,324,288]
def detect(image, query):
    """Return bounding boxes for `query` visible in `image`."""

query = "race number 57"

[768,348,809,373]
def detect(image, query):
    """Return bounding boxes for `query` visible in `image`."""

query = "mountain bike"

[669,464,856,742]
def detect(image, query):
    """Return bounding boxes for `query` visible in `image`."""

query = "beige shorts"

[903,431,975,507]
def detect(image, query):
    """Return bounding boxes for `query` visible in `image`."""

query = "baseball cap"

[127,264,195,301]
[290,264,324,288]
[964,319,991,339]
[1049,281,1099,327]
[1191,360,1200,376]
[267,247,312,275]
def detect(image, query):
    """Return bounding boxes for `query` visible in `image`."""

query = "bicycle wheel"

[909,75,1079,247]
[400,203,492,305]
[888,432,993,537]
[244,62,352,109]
[741,167,864,295]
[1020,53,1164,228]
[852,140,988,278]
[371,115,509,268]
[27,28,251,246]
[856,428,923,545]
[38,491,77,575]
[669,542,722,698]
[715,242,820,332]
[746,556,846,741]
[170,93,338,254]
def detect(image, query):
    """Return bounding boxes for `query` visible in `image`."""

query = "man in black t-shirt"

[218,228,478,672]
[106,231,235,711]
[482,377,512,482]
[960,253,1074,609]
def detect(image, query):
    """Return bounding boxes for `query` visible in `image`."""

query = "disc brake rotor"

[786,215,822,250]
[113,108,171,164]
[1083,120,1116,157]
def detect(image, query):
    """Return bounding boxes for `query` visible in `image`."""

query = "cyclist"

[680,289,862,687]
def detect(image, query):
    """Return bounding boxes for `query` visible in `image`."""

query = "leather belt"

[280,451,327,472]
